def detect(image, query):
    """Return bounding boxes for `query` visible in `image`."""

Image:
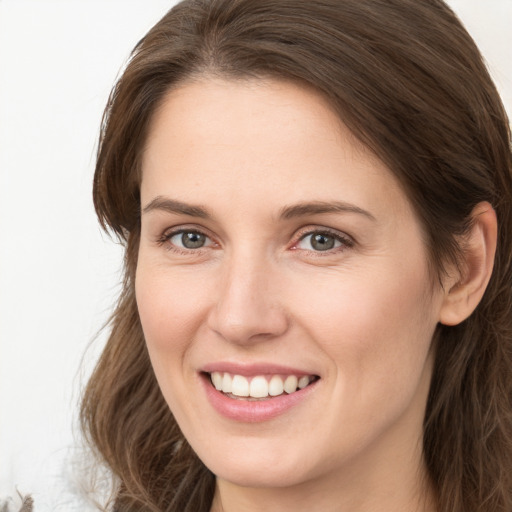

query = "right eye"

[158,229,216,252]
[170,230,210,249]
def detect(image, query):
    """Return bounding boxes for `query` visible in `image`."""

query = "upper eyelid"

[157,226,215,247]
[168,229,213,240]
[162,225,214,239]
[294,226,354,243]
[297,227,349,237]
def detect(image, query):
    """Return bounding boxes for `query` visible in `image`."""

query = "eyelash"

[156,226,354,256]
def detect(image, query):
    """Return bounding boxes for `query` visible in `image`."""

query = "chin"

[214,463,309,489]
[199,444,315,489]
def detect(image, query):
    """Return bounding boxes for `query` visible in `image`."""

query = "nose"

[207,252,289,345]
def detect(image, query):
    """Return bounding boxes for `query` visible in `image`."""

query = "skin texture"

[135,78,495,512]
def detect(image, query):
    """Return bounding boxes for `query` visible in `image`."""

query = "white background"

[0,1,510,510]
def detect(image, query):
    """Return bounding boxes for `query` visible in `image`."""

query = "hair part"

[82,1,512,510]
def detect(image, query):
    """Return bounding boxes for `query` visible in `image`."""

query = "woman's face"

[136,78,446,490]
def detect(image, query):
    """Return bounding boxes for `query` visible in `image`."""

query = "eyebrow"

[278,201,376,221]
[142,196,211,218]
[142,196,376,222]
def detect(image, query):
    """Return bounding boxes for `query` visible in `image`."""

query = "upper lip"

[200,361,318,377]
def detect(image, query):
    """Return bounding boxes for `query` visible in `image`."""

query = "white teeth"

[268,375,284,396]
[231,375,250,397]
[249,376,268,398]
[284,375,298,394]
[210,372,315,398]
[221,373,232,393]
[211,371,223,390]
[298,376,310,389]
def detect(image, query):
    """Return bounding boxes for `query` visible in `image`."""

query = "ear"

[439,202,497,326]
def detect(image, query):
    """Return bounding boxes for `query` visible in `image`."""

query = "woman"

[81,0,512,511]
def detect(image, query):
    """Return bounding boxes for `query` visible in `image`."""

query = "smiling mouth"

[207,371,320,400]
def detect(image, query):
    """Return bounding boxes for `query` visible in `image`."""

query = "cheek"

[293,263,438,398]
[297,263,434,337]
[288,268,438,466]
[134,263,213,430]
[135,263,206,373]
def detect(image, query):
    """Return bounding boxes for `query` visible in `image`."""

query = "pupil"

[182,232,206,249]
[311,233,334,251]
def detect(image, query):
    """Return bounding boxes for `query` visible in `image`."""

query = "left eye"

[296,232,344,252]
[169,230,212,249]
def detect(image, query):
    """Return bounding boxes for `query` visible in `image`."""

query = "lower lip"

[201,374,319,423]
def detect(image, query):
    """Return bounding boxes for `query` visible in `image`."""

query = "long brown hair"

[81,1,512,510]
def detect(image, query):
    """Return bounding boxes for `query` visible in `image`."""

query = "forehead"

[140,77,411,221]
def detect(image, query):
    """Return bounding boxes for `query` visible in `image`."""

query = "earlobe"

[439,202,497,326]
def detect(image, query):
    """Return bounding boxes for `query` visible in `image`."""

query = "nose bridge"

[207,245,288,344]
